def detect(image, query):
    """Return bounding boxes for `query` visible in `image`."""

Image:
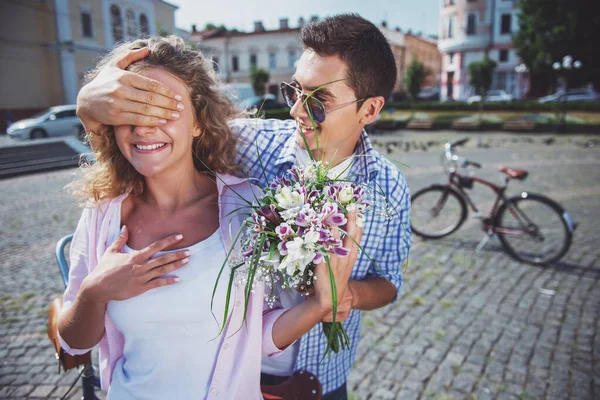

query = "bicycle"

[410,138,576,265]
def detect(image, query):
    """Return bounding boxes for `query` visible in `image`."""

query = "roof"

[191,27,301,41]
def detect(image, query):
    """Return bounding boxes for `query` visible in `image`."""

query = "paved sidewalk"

[0,131,598,399]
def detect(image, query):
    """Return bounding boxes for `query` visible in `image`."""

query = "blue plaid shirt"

[231,118,412,394]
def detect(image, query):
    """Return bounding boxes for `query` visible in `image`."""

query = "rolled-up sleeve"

[366,172,412,302]
[58,208,96,355]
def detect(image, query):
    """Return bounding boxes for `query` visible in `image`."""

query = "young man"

[76,14,411,400]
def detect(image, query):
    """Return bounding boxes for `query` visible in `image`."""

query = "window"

[55,110,77,119]
[467,14,476,35]
[448,52,454,64]
[212,57,219,72]
[269,53,277,69]
[499,49,509,62]
[494,71,507,90]
[126,9,137,38]
[139,14,149,36]
[250,54,257,68]
[448,17,454,38]
[110,5,123,42]
[81,11,93,38]
[232,55,239,72]
[288,50,296,67]
[501,14,511,34]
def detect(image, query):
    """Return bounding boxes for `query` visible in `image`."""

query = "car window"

[54,110,77,119]
[487,91,501,96]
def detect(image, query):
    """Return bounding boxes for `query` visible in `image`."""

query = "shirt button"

[210,388,218,396]
[223,343,229,350]
[235,300,242,307]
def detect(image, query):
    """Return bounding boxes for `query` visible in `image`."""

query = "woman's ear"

[192,125,202,138]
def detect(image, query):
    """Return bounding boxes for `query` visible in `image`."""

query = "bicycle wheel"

[411,185,467,239]
[494,194,573,265]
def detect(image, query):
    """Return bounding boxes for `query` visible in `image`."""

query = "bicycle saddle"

[498,165,528,180]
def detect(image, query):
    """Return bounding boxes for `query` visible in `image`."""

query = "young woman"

[58,36,361,399]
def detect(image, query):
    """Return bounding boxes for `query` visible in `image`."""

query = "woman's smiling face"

[114,67,200,178]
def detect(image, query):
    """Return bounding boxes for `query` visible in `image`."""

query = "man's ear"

[359,96,385,125]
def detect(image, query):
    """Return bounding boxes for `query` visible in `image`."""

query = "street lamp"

[514,63,529,99]
[552,55,582,132]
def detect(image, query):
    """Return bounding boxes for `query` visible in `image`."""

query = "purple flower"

[326,213,347,226]
[275,223,294,240]
[332,247,351,257]
[278,240,289,255]
[257,205,281,225]
[313,253,324,264]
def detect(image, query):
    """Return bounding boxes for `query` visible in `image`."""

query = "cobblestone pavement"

[1,131,599,399]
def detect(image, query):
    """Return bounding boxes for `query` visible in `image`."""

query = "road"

[0,130,598,399]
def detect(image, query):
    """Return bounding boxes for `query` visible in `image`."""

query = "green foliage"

[204,23,227,31]
[468,56,497,96]
[249,67,270,97]
[514,0,600,94]
[404,59,426,101]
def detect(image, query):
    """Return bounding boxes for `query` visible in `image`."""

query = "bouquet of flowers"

[212,157,371,356]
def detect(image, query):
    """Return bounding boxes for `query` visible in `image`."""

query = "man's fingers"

[135,234,184,261]
[115,48,151,70]
[126,71,181,102]
[116,112,168,127]
[122,87,181,118]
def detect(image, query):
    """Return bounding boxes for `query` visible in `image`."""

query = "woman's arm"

[270,212,363,349]
[58,225,190,351]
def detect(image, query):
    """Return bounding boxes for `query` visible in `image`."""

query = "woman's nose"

[133,125,158,136]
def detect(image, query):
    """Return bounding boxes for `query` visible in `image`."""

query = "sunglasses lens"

[281,84,297,108]
[308,99,326,123]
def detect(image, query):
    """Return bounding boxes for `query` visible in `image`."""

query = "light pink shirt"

[60,174,286,399]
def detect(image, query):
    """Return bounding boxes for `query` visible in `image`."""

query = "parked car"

[417,87,440,101]
[538,88,599,103]
[466,90,514,104]
[7,105,81,140]
[240,94,286,110]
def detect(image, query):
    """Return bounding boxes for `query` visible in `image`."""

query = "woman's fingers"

[108,225,129,252]
[120,85,182,118]
[145,250,190,272]
[145,258,189,280]
[134,234,184,262]
[145,275,181,290]
[343,211,363,260]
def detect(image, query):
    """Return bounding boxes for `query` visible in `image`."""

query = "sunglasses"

[280,81,365,124]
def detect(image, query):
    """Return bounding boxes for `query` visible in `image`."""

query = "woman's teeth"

[135,143,165,150]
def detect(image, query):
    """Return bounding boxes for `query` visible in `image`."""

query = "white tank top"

[106,229,228,399]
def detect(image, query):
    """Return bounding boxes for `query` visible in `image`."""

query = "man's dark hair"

[300,14,397,104]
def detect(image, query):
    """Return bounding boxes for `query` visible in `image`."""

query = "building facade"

[191,18,304,100]
[193,18,442,101]
[438,0,529,101]
[380,25,442,93]
[0,0,179,132]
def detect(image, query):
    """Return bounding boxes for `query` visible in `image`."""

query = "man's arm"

[322,170,411,322]
[77,48,182,134]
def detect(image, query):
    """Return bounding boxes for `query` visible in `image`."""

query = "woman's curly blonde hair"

[71,35,240,204]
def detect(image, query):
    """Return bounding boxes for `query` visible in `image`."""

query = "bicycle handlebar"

[446,137,470,148]
[465,160,482,169]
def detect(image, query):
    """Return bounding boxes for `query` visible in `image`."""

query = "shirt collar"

[275,130,379,182]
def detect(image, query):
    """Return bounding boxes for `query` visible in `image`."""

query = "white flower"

[278,237,316,276]
[275,186,304,209]
[338,186,354,205]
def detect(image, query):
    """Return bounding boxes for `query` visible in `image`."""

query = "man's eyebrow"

[291,78,335,98]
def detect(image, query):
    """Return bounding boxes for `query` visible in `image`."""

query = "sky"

[171,0,441,37]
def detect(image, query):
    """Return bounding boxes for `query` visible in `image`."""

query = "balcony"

[438,34,491,53]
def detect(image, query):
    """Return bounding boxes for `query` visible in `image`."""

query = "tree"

[468,56,497,97]
[249,67,270,97]
[514,0,600,96]
[403,59,426,101]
